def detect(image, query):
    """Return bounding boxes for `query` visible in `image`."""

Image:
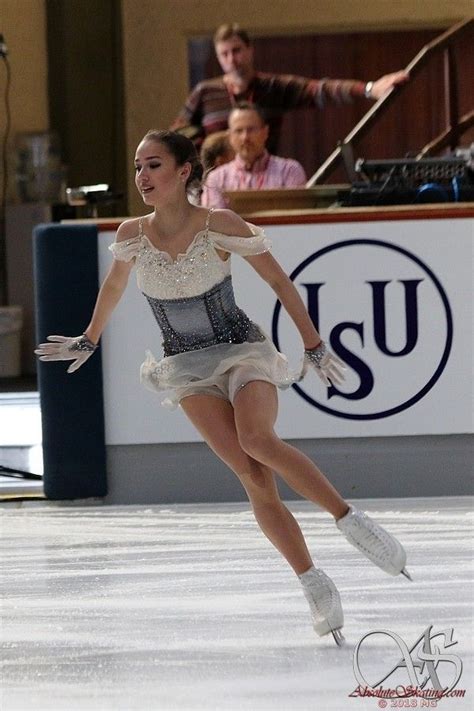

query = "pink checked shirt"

[201,150,307,208]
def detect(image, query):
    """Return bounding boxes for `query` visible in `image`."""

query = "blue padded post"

[33,224,107,499]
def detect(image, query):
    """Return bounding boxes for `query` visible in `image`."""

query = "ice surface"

[1,497,472,710]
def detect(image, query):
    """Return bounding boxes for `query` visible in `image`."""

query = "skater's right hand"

[34,334,98,373]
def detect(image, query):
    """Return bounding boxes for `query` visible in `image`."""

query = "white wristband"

[364,81,374,99]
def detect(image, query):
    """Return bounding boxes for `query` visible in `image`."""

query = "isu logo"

[272,239,453,420]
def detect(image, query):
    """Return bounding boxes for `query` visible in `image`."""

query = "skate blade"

[401,568,413,581]
[314,620,345,644]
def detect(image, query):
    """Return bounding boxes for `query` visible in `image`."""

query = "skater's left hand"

[304,341,346,387]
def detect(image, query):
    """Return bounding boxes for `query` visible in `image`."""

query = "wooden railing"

[307,17,474,186]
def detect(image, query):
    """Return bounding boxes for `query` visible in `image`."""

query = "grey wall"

[104,433,473,505]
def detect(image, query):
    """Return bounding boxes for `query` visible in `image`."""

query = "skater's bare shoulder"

[115,217,143,243]
[208,209,254,238]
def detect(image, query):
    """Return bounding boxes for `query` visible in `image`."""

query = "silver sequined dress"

[109,214,303,407]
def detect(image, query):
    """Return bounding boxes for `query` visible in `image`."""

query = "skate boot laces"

[300,568,344,644]
[337,507,407,576]
[347,510,395,561]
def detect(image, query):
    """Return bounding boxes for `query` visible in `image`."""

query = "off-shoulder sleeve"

[209,223,272,256]
[109,235,141,262]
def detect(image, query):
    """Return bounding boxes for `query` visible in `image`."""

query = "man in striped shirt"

[201,103,307,208]
[172,24,409,152]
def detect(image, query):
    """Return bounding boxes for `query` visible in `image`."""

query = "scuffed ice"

[0,497,472,710]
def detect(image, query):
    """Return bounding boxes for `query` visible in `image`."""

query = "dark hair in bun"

[142,130,203,194]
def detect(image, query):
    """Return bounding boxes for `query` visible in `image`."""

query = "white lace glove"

[35,334,98,373]
[304,341,346,387]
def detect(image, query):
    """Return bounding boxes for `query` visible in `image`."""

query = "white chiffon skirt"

[139,328,305,409]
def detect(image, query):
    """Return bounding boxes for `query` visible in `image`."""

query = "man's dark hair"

[229,102,267,126]
[200,131,233,173]
[213,23,251,47]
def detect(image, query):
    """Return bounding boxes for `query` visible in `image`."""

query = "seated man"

[201,103,306,208]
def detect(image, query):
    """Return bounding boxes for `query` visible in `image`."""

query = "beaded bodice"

[145,274,264,357]
[136,228,230,300]
[109,211,272,356]
[109,212,271,300]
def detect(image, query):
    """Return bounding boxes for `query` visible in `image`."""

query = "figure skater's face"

[134,139,190,205]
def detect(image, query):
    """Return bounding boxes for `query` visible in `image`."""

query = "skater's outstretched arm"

[209,209,345,386]
[35,219,139,372]
[82,219,139,343]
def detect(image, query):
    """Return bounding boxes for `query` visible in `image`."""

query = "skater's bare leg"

[181,394,313,575]
[233,380,409,579]
[233,381,348,520]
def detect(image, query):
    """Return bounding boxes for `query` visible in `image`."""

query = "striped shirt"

[201,150,307,208]
[172,72,366,151]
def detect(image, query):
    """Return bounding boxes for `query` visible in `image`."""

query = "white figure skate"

[299,567,345,646]
[336,506,412,580]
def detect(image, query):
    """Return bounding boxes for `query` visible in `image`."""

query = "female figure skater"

[36,130,410,645]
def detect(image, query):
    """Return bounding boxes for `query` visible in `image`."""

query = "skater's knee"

[236,462,280,502]
[237,429,276,461]
[247,466,267,490]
